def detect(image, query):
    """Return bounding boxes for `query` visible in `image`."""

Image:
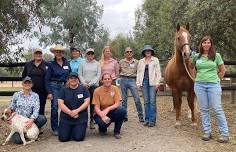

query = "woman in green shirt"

[192,36,229,143]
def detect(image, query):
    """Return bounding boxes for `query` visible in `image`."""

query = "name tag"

[77,94,83,99]
[196,60,202,64]
[63,66,69,69]
[130,64,135,68]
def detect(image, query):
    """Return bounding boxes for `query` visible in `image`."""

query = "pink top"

[101,58,119,80]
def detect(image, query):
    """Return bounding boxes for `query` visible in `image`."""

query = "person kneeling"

[93,73,126,139]
[58,72,90,142]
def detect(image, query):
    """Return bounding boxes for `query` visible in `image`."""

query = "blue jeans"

[194,82,229,136]
[142,79,157,124]
[50,82,64,131]
[11,115,47,144]
[120,78,143,119]
[94,107,126,134]
[58,122,87,142]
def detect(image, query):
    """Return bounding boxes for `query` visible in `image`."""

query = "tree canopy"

[133,0,236,60]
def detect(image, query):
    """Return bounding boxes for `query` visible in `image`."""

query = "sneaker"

[123,117,128,122]
[143,122,149,126]
[217,135,229,143]
[90,121,95,129]
[139,117,144,123]
[114,133,122,139]
[148,123,155,127]
[201,133,212,141]
[52,130,59,136]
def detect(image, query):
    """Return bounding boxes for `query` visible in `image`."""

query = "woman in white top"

[136,45,161,127]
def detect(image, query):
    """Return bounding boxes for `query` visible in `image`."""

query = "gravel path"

[0,95,235,152]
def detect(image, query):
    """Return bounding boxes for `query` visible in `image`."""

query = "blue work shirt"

[58,85,90,124]
[69,57,85,74]
[45,57,71,94]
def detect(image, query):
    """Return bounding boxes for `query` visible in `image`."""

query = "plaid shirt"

[9,90,40,120]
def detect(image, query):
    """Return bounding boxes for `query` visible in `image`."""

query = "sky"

[22,0,143,49]
[97,0,143,38]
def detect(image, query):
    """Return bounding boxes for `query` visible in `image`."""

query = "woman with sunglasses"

[79,48,101,129]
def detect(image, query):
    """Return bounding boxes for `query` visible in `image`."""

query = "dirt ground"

[0,92,236,152]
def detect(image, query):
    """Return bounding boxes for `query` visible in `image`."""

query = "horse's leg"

[172,93,176,112]
[173,89,182,127]
[187,90,197,126]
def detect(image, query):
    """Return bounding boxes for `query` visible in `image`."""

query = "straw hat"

[50,44,65,53]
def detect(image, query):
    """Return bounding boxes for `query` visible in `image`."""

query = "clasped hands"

[68,109,79,119]
[101,108,111,124]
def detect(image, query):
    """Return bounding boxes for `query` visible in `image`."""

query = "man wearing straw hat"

[45,44,71,136]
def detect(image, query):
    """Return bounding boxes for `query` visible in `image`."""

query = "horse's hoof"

[174,122,181,128]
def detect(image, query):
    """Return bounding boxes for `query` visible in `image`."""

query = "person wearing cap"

[22,48,48,115]
[70,45,85,74]
[136,45,161,127]
[99,46,119,85]
[45,44,71,136]
[58,72,90,142]
[119,47,144,122]
[93,73,126,139]
[8,76,47,144]
[79,48,101,129]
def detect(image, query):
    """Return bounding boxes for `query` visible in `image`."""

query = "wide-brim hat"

[85,48,94,54]
[50,44,65,53]
[142,45,154,56]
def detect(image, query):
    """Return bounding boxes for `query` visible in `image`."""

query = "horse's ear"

[186,23,189,30]
[176,23,180,31]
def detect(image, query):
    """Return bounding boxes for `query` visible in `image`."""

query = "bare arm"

[58,99,72,115]
[74,97,90,113]
[218,64,225,80]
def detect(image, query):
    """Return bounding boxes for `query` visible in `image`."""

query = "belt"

[51,81,65,85]
[120,75,136,79]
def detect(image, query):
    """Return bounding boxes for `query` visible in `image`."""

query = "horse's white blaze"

[182,31,190,54]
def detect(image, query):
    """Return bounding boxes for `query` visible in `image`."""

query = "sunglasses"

[125,51,133,54]
[87,52,94,55]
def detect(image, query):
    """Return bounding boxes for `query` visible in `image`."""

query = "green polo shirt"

[193,53,223,83]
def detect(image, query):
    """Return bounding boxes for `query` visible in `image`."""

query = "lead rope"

[182,54,195,81]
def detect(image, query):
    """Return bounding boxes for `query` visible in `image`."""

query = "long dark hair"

[198,35,216,61]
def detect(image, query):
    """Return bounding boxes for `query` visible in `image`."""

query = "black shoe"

[123,117,128,122]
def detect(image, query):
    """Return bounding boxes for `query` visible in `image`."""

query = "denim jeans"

[50,82,64,131]
[142,79,157,124]
[11,115,47,144]
[94,107,126,134]
[194,81,229,136]
[120,78,143,119]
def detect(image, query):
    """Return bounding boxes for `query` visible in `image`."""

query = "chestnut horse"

[164,23,197,127]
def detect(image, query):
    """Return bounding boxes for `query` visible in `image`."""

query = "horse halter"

[179,43,192,58]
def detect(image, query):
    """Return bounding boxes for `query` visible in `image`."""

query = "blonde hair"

[99,46,111,66]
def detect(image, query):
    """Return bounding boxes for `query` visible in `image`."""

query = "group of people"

[7,35,229,144]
